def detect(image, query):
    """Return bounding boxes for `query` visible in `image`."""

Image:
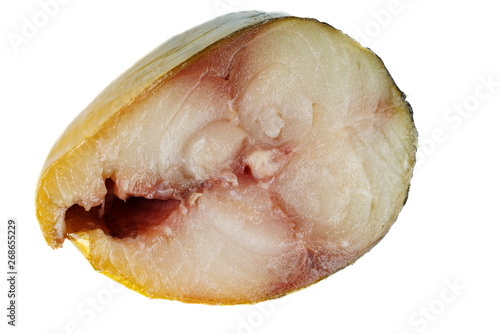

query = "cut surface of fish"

[36,11,417,304]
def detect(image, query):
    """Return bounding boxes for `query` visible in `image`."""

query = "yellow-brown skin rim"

[36,12,417,304]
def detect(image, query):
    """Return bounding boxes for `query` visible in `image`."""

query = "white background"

[1,0,499,333]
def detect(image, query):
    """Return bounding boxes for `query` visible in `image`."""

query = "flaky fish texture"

[36,11,417,304]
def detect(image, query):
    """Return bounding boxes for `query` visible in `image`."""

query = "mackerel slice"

[36,11,417,304]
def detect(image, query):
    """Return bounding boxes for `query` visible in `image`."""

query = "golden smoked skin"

[36,11,417,304]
